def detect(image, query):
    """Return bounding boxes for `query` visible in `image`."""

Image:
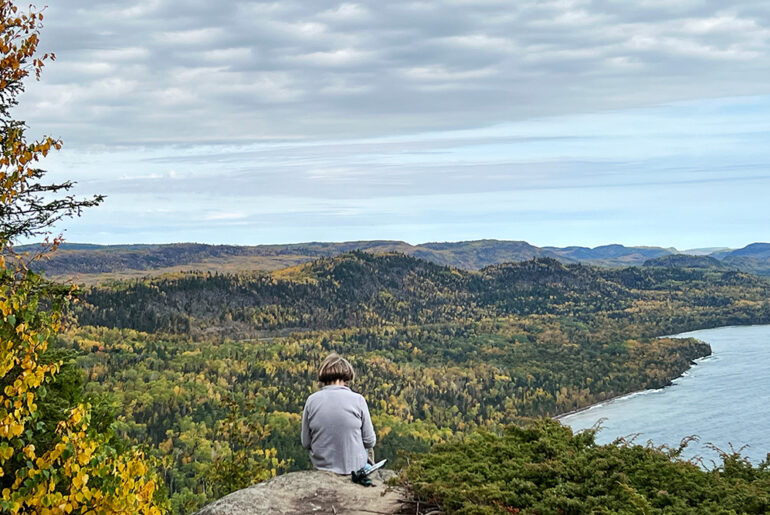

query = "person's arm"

[301,399,312,450]
[360,396,376,449]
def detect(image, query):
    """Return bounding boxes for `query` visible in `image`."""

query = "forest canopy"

[56,251,770,512]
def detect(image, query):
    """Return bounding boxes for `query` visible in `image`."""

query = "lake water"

[559,325,770,467]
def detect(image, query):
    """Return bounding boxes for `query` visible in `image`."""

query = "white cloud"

[439,34,517,52]
[155,87,199,107]
[202,47,253,62]
[291,48,374,67]
[624,33,760,61]
[111,0,165,18]
[167,66,228,83]
[319,77,372,96]
[204,212,248,221]
[64,61,115,75]
[156,28,223,46]
[91,47,151,62]
[318,3,370,22]
[401,65,498,81]
[277,21,328,39]
[680,15,762,34]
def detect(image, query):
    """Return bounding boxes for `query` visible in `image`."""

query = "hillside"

[643,254,727,269]
[75,252,770,338]
[721,243,770,276]
[544,243,673,266]
[20,239,681,280]
[54,252,770,513]
[20,239,770,282]
[726,242,770,259]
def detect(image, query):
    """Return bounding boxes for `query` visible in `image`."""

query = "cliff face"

[194,469,403,515]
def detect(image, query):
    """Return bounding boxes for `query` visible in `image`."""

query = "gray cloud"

[16,0,770,146]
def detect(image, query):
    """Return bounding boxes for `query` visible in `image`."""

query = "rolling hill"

[74,251,770,338]
[16,239,770,281]
[13,239,681,280]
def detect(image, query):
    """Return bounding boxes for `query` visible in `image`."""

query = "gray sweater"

[301,385,376,474]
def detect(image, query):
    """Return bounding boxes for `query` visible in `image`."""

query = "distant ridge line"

[13,239,770,280]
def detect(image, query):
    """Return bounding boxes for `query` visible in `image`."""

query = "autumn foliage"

[0,1,163,513]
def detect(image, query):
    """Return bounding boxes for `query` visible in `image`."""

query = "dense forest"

[75,252,770,337]
[45,252,770,512]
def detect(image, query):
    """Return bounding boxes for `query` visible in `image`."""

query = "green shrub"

[402,418,770,514]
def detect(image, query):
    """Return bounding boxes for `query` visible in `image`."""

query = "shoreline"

[550,324,770,467]
[554,335,716,422]
[552,386,666,421]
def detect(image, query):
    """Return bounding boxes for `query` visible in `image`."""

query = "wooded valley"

[45,252,770,512]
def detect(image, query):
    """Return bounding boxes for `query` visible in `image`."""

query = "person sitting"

[301,353,376,475]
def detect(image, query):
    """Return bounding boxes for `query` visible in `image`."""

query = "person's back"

[301,353,376,475]
[301,385,375,474]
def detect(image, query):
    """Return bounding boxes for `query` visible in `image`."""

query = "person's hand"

[352,468,373,487]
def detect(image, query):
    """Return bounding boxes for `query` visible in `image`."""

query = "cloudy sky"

[16,0,770,248]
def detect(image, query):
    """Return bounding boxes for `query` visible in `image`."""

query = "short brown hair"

[318,353,355,384]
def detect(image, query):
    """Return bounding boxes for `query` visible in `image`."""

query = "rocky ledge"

[194,469,405,515]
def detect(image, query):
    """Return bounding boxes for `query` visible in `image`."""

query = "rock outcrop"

[194,469,405,515]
